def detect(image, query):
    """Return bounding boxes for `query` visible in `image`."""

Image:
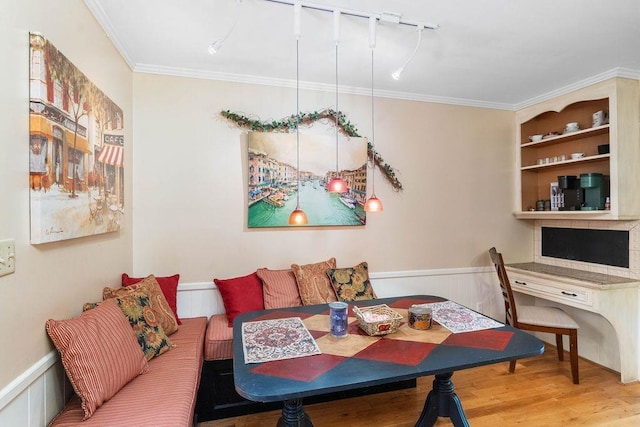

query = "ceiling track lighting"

[262,0,438,31]
[260,1,437,81]
[208,0,243,55]
[392,24,424,81]
[288,2,308,225]
[364,16,383,213]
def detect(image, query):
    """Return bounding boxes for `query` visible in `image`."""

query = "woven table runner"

[241,317,321,364]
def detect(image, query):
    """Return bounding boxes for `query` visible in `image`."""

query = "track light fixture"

[392,24,424,80]
[208,0,242,55]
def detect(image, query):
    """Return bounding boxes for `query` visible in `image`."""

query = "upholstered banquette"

[46,274,207,427]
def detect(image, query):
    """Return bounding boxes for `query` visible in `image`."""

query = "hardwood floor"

[199,345,640,426]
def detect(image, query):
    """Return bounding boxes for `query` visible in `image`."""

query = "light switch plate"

[0,239,15,277]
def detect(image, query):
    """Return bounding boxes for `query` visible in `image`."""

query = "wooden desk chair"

[488,247,580,384]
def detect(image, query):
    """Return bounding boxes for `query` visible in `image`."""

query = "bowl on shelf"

[571,152,585,160]
[565,122,580,133]
[529,134,543,142]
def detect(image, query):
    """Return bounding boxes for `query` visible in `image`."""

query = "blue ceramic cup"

[329,301,349,338]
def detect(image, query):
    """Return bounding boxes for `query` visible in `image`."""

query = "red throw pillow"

[122,273,181,325]
[214,272,264,327]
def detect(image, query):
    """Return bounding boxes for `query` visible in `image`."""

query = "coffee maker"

[557,175,583,210]
[580,173,610,210]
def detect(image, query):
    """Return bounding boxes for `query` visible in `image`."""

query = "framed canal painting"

[248,131,368,228]
[29,33,125,244]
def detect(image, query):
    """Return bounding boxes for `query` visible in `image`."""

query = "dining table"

[233,295,544,426]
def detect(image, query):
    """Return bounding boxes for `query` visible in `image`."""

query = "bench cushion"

[49,316,206,427]
[204,314,233,361]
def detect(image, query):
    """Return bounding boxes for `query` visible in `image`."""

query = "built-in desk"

[506,262,639,383]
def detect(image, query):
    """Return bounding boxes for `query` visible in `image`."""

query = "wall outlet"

[0,239,16,277]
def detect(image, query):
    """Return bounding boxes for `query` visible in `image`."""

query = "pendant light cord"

[370,48,376,195]
[334,43,339,175]
[296,38,301,207]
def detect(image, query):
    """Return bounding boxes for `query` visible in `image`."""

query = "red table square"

[442,329,514,351]
[354,338,436,366]
[250,354,346,382]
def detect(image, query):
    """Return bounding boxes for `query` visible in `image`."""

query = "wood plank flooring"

[199,345,640,427]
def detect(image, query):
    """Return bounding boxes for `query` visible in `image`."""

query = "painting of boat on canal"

[248,132,368,227]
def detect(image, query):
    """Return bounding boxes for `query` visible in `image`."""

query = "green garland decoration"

[221,109,402,191]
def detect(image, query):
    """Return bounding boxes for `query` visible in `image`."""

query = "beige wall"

[0,0,534,396]
[0,0,133,390]
[132,74,532,281]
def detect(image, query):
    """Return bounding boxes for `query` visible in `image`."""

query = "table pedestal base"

[416,372,469,427]
[277,399,313,427]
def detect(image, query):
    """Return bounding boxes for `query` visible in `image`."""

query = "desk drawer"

[508,272,594,308]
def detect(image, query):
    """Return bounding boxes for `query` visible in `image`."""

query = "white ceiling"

[84,0,640,110]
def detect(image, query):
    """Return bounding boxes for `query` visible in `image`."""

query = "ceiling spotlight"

[391,24,424,80]
[207,40,224,55]
[208,0,242,55]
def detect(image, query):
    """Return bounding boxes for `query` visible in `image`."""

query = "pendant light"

[288,2,308,225]
[327,10,347,194]
[364,16,383,213]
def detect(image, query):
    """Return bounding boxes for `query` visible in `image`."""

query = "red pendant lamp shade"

[327,176,347,193]
[364,194,383,212]
[288,207,308,225]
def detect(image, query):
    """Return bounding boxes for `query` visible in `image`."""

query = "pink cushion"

[204,314,233,361]
[214,272,264,327]
[48,317,206,427]
[123,273,181,324]
[45,299,148,420]
[257,268,302,309]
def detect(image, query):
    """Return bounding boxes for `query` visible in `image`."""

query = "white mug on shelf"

[592,110,607,127]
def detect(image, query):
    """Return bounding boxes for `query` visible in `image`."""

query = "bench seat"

[50,316,207,427]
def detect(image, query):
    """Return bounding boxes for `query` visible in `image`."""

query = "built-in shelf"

[521,124,610,148]
[521,154,610,171]
[514,78,640,220]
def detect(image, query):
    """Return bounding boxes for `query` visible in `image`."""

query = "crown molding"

[133,62,514,110]
[514,67,640,111]
[83,0,136,69]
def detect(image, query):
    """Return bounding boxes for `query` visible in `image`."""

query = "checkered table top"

[233,295,544,403]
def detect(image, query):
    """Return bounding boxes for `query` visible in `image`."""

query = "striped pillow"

[45,298,148,420]
[257,268,302,309]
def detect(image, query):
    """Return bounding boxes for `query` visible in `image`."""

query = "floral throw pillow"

[114,292,174,360]
[291,257,338,305]
[327,261,377,302]
[104,275,179,335]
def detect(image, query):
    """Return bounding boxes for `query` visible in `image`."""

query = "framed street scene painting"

[29,33,124,244]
